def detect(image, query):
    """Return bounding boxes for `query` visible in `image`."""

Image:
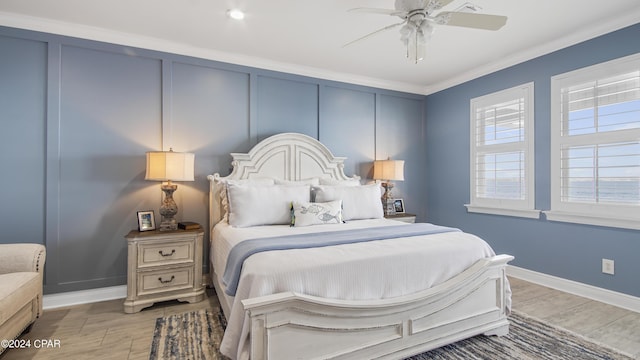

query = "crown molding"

[1,10,639,96]
[0,11,427,95]
[423,9,640,95]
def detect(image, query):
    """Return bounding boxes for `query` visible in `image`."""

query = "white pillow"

[319,178,361,186]
[218,178,275,222]
[226,183,310,227]
[275,178,320,186]
[313,184,383,221]
[292,200,343,227]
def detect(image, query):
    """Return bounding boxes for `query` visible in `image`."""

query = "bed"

[207,132,513,360]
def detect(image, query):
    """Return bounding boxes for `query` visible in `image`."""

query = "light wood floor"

[2,277,639,359]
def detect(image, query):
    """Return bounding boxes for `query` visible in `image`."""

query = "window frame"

[465,82,539,219]
[544,53,640,230]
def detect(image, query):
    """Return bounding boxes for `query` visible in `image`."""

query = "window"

[466,82,539,218]
[546,53,640,230]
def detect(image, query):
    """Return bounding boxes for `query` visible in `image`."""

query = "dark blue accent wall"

[425,23,640,297]
[0,26,426,294]
[3,21,637,298]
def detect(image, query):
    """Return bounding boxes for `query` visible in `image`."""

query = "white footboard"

[242,254,513,360]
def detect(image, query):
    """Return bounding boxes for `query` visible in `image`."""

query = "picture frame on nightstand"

[393,199,405,213]
[136,210,156,232]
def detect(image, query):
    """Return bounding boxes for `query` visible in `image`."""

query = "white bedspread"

[211,219,504,360]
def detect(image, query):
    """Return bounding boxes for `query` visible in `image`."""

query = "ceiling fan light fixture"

[404,20,429,63]
[399,24,412,38]
[347,0,507,64]
[406,27,426,64]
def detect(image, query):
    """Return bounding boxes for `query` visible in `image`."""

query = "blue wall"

[0,26,425,294]
[3,21,638,298]
[425,23,640,297]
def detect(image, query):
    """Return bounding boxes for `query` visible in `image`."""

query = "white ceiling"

[1,0,639,94]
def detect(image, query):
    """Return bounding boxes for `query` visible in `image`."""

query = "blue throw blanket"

[222,223,460,296]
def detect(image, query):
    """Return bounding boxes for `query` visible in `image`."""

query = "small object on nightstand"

[372,159,405,216]
[145,149,195,231]
[178,221,201,230]
[385,213,416,223]
[124,225,205,313]
[393,199,405,214]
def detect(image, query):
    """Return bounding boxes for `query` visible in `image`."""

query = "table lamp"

[145,149,195,231]
[373,159,404,215]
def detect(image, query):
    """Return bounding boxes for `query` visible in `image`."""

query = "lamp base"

[159,219,178,231]
[159,183,179,231]
[381,182,396,216]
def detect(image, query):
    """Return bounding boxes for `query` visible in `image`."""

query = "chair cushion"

[0,272,40,325]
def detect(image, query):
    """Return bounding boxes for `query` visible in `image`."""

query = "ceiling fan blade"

[348,7,407,17]
[436,12,507,30]
[395,0,425,12]
[343,21,406,47]
[425,0,455,12]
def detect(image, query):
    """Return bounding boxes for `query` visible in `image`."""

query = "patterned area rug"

[149,308,633,360]
[149,309,228,360]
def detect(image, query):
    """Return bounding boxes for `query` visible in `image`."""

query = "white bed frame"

[207,132,513,360]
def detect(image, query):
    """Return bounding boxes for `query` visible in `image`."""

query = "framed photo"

[137,210,156,232]
[393,199,405,214]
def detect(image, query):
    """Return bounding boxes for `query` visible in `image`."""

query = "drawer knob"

[158,275,175,284]
[159,249,176,257]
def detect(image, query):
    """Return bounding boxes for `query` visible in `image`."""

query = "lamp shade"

[145,151,195,182]
[373,160,404,181]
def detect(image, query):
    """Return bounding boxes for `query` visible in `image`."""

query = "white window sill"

[465,205,541,219]
[543,211,640,230]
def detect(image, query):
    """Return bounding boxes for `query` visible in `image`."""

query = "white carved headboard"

[207,133,361,229]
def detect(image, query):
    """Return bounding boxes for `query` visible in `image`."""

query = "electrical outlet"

[602,259,615,275]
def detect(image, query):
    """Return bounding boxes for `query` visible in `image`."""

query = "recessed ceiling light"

[227,9,245,20]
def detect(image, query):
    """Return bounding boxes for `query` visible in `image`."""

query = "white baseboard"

[43,285,126,310]
[42,274,210,310]
[42,269,640,313]
[508,266,640,313]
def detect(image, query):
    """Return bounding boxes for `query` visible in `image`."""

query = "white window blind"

[561,142,640,205]
[547,53,640,229]
[562,71,640,136]
[466,83,538,218]
[475,98,526,200]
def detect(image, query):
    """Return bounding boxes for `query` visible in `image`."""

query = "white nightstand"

[384,213,416,223]
[124,226,205,313]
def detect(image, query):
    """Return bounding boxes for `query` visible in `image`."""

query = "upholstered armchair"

[0,243,46,354]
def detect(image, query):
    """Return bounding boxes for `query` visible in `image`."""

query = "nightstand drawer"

[125,227,205,313]
[138,241,193,267]
[138,267,193,295]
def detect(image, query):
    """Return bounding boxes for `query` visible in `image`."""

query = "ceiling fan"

[346,0,508,63]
